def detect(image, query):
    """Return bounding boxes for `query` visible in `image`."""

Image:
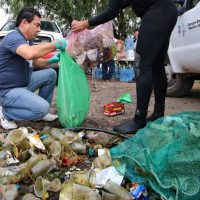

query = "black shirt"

[89,0,157,26]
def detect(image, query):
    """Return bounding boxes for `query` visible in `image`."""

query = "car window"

[0,21,15,31]
[41,21,60,33]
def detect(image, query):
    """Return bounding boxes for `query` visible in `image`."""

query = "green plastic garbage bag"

[56,51,90,128]
[110,112,200,200]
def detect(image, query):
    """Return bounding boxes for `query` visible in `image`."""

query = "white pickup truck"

[166,0,200,97]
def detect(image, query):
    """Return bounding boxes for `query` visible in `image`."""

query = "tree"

[0,0,139,39]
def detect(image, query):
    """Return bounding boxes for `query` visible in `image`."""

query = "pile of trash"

[0,127,150,200]
[67,21,117,69]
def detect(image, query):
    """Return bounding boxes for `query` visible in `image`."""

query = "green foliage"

[0,0,139,39]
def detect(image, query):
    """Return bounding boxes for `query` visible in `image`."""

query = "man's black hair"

[16,7,41,27]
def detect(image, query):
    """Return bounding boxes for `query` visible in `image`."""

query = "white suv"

[0,19,63,71]
[166,0,200,97]
[0,19,63,44]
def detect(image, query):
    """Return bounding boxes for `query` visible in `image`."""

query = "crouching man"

[0,7,66,129]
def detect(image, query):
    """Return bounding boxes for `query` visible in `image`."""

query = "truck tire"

[166,73,194,97]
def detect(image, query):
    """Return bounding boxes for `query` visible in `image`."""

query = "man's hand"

[48,52,60,63]
[54,38,67,51]
[71,20,89,32]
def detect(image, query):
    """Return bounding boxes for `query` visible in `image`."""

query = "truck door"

[168,0,200,73]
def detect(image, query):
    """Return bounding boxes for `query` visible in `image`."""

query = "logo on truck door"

[187,19,200,31]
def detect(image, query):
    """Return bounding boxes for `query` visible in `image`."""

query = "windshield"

[0,21,15,31]
[0,20,60,33]
[41,21,60,33]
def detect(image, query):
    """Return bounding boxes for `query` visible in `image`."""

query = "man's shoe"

[113,119,146,134]
[102,78,109,82]
[146,112,164,122]
[1,118,17,129]
[0,106,17,129]
[107,77,116,82]
[42,113,58,122]
[128,79,136,83]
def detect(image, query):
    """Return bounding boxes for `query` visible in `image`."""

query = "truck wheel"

[166,73,194,97]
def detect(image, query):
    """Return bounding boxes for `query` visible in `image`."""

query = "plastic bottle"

[125,36,134,51]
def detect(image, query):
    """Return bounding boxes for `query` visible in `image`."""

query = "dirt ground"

[80,77,200,130]
[5,77,199,132]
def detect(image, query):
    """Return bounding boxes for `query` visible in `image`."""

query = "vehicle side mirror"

[177,6,186,15]
[174,0,185,5]
[174,0,186,15]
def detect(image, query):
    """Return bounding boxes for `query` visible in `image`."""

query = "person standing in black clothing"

[133,30,139,52]
[102,59,116,81]
[72,0,177,134]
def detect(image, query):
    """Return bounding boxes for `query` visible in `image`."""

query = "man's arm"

[89,0,126,26]
[33,58,50,68]
[16,38,66,60]
[72,0,129,32]
[16,42,56,60]
[33,51,60,68]
[121,0,130,9]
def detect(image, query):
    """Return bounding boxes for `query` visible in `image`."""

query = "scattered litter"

[103,102,125,116]
[0,126,152,199]
[116,92,132,104]
[95,166,124,187]
[27,132,46,150]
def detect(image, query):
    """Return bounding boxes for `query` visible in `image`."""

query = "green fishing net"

[56,51,90,128]
[110,112,200,200]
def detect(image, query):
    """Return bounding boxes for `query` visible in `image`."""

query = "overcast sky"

[0,9,9,29]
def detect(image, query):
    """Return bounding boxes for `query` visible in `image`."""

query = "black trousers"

[135,0,177,118]
[102,59,115,80]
